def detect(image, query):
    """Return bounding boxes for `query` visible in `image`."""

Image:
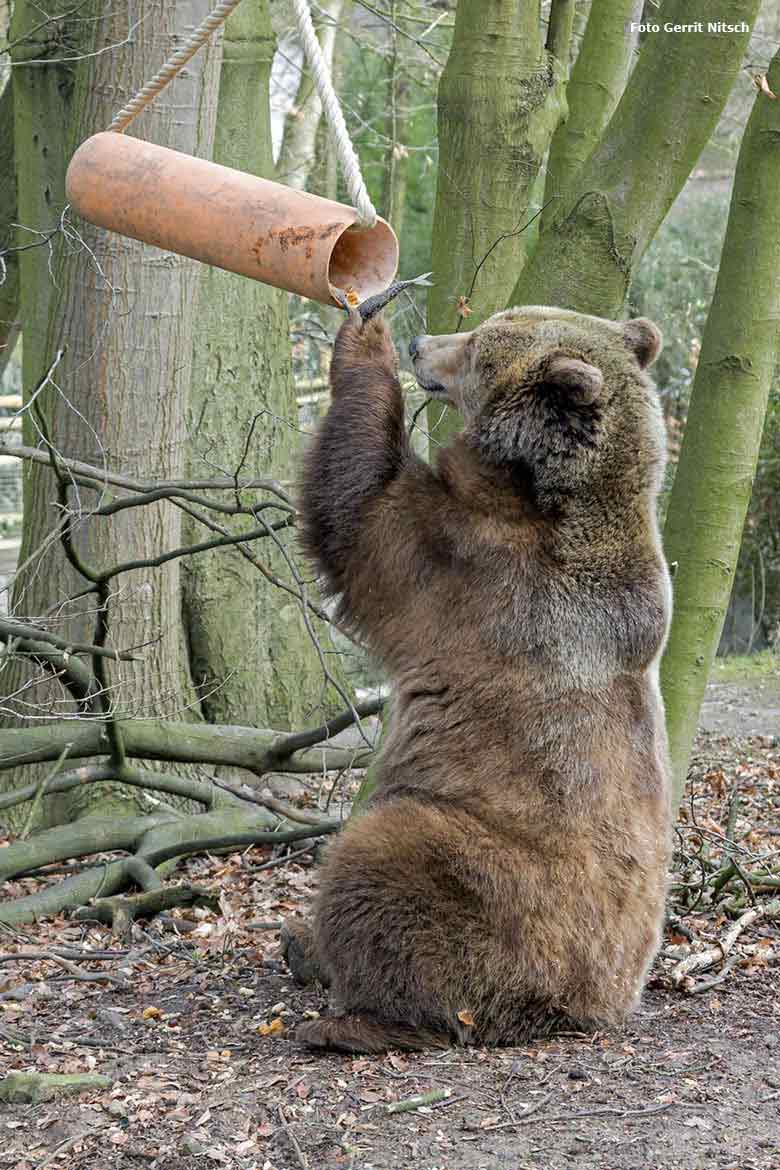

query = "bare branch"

[0,616,136,661]
[0,711,376,777]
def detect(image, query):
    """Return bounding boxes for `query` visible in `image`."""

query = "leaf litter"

[0,723,778,1169]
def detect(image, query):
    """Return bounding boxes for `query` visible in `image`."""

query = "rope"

[109,1,244,133]
[289,0,377,227]
[107,0,378,228]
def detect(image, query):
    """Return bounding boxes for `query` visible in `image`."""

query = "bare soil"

[700,675,780,739]
[1,680,779,1170]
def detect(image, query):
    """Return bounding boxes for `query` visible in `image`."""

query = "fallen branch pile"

[0,424,381,929]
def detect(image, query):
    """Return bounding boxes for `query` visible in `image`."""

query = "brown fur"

[292,306,672,1053]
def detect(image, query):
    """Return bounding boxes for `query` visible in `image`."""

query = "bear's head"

[409,306,666,502]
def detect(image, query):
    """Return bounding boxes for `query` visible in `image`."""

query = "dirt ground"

[1,676,779,1170]
[700,672,780,739]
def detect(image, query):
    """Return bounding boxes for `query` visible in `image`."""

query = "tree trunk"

[428,0,566,335]
[276,0,345,191]
[378,0,409,238]
[543,0,642,227]
[2,2,221,826]
[426,0,568,443]
[660,53,780,806]
[545,0,577,67]
[7,0,72,418]
[0,77,19,382]
[511,0,759,317]
[184,0,331,732]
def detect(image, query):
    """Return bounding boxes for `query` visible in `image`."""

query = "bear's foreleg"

[300,314,411,597]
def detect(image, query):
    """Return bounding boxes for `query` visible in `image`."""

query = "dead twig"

[684,954,742,995]
[277,1104,309,1170]
[257,790,334,827]
[0,950,126,987]
[247,844,317,872]
[73,884,219,940]
[34,1129,101,1170]
[471,1100,672,1132]
[671,906,761,988]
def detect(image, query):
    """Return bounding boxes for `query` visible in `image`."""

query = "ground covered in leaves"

[2,712,779,1170]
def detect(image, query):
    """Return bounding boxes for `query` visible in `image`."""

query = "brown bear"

[288,304,672,1053]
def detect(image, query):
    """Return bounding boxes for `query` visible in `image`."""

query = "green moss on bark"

[661,52,780,805]
[512,0,759,316]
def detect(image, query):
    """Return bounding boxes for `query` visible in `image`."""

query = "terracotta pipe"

[65,132,399,307]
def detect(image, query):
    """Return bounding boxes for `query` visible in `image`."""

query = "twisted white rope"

[109,0,245,133]
[290,0,377,227]
[107,0,377,228]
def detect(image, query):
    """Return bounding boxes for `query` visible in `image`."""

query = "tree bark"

[426,0,567,443]
[545,0,577,67]
[7,0,72,417]
[0,716,373,776]
[511,0,759,316]
[184,0,330,731]
[660,53,780,806]
[543,0,642,227]
[428,0,566,335]
[0,79,19,383]
[378,0,409,238]
[3,2,221,826]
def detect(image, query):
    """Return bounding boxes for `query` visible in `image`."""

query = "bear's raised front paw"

[333,313,398,373]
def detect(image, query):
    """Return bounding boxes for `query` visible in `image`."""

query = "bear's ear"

[622,317,662,368]
[541,353,604,405]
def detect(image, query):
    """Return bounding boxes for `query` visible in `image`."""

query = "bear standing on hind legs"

[287,304,673,1053]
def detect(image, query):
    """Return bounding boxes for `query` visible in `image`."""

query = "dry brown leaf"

[257,1018,285,1037]
[457,1009,475,1027]
[142,1006,161,1021]
[704,769,727,797]
[754,74,778,99]
[456,295,472,318]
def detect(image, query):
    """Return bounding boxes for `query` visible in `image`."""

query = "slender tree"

[545,0,577,67]
[277,0,345,190]
[184,0,331,731]
[511,0,759,316]
[661,53,780,804]
[543,0,642,224]
[7,0,72,413]
[428,0,567,337]
[378,0,410,238]
[0,75,18,381]
[426,0,569,443]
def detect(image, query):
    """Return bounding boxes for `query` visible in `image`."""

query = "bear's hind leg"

[279,918,329,987]
[296,1014,450,1053]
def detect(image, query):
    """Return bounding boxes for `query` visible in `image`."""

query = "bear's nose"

[408,335,423,359]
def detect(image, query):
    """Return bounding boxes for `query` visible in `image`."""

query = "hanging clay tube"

[65,132,399,307]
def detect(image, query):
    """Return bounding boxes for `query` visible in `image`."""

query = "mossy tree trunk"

[660,53,780,806]
[511,0,759,317]
[7,0,72,413]
[542,0,642,226]
[428,0,567,336]
[378,0,409,238]
[2,2,220,824]
[0,75,19,381]
[184,0,332,732]
[426,0,569,443]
